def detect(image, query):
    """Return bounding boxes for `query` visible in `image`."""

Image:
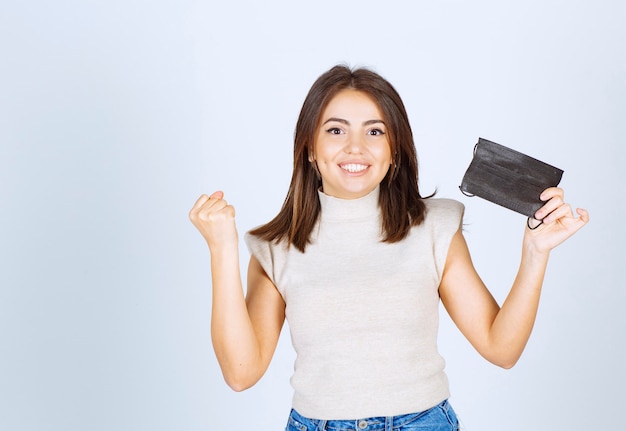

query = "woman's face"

[312,89,392,200]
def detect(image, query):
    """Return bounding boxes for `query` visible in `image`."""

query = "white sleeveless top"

[245,187,464,419]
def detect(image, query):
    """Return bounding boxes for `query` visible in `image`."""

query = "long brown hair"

[250,65,432,252]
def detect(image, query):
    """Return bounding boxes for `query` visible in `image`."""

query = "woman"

[189,65,589,430]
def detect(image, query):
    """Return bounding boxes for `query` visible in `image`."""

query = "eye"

[368,128,386,136]
[326,127,343,135]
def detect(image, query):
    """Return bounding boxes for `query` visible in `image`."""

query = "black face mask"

[459,138,564,229]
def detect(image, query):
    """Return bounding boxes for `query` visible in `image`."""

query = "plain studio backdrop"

[1,1,624,430]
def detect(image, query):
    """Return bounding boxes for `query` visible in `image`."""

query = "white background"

[1,1,624,430]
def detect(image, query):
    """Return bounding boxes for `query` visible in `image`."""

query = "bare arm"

[189,192,285,391]
[439,187,589,368]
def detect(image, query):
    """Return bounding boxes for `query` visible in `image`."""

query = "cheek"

[380,143,393,164]
[313,141,337,161]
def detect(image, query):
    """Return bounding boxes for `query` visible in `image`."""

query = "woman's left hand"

[525,187,589,254]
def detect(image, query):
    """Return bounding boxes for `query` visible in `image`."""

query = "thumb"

[209,190,224,199]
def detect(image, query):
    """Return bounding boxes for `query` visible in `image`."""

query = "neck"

[317,186,380,222]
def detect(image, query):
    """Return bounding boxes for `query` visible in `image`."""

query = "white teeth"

[341,163,368,173]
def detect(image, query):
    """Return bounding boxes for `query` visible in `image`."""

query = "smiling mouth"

[340,163,369,173]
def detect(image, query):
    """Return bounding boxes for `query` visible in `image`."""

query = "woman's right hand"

[189,191,239,250]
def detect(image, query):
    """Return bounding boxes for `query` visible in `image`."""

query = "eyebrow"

[322,117,386,127]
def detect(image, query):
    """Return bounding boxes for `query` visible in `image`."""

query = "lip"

[338,161,371,175]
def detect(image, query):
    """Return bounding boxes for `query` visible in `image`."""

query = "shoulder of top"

[244,230,266,247]
[423,197,464,211]
[244,230,291,252]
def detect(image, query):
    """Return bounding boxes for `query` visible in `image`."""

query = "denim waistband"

[287,400,456,431]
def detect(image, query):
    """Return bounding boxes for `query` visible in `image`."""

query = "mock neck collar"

[317,186,381,222]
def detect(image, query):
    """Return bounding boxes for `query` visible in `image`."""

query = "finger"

[564,208,590,236]
[539,187,564,202]
[191,191,225,211]
[191,194,210,212]
[576,208,590,224]
[527,217,542,230]
[535,195,565,221]
[541,202,573,225]
[199,198,229,218]
[190,191,226,221]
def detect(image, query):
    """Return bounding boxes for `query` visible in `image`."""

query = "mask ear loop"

[527,217,543,230]
[459,143,479,197]
[528,204,556,230]
[459,188,475,197]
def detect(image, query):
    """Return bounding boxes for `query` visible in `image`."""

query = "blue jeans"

[286,400,459,431]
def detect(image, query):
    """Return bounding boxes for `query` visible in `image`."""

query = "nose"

[344,133,365,154]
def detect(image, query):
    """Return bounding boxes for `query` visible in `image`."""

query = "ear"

[389,153,399,180]
[310,158,321,178]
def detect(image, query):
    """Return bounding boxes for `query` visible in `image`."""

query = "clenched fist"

[189,191,239,250]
